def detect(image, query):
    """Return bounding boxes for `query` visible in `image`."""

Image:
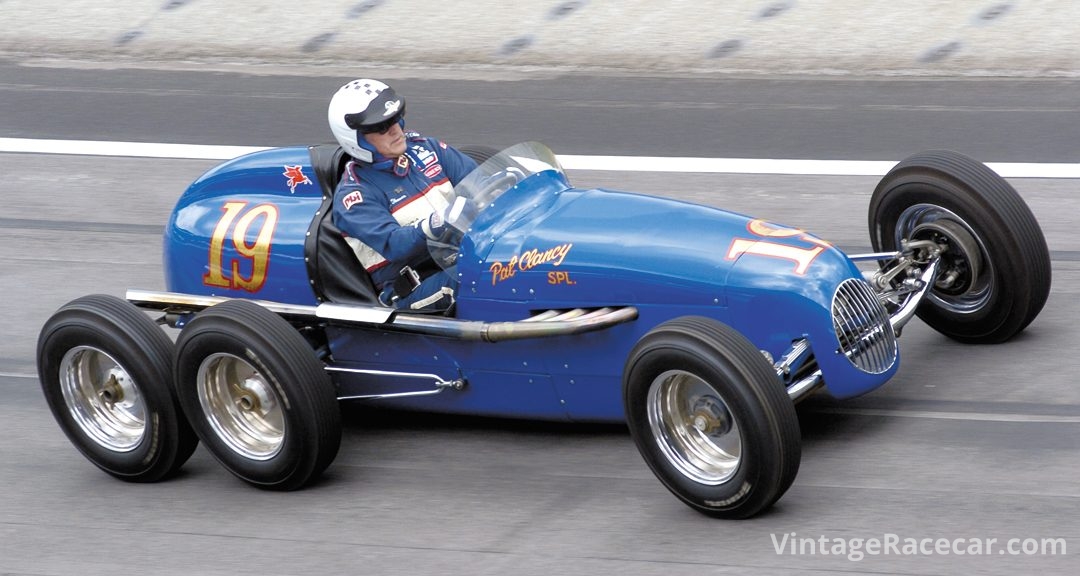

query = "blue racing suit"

[332,132,477,312]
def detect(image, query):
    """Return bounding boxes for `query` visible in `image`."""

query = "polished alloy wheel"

[197,353,285,460]
[895,203,994,314]
[646,369,742,485]
[59,346,147,451]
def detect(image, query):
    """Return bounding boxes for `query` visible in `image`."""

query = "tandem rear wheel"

[173,299,341,490]
[39,295,343,490]
[37,294,198,482]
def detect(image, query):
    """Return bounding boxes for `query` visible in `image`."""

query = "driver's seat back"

[304,144,380,305]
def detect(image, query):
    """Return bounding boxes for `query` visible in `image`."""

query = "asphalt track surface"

[2,60,1078,575]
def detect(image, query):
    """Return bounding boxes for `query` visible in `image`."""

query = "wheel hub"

[99,373,123,406]
[912,218,983,296]
[689,396,732,435]
[235,376,275,414]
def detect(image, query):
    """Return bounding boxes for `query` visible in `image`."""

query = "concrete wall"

[2,1,1077,76]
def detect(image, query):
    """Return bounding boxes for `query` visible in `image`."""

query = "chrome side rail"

[126,289,637,342]
[126,289,327,319]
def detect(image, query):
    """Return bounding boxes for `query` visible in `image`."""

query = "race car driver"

[328,78,477,313]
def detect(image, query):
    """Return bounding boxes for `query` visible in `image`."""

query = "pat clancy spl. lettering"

[490,243,573,285]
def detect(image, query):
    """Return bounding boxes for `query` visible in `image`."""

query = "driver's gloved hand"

[420,206,450,240]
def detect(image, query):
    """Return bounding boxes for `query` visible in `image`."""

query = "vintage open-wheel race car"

[37,141,1050,518]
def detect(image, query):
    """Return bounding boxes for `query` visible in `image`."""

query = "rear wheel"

[624,317,800,519]
[174,299,341,490]
[37,294,197,481]
[869,150,1051,343]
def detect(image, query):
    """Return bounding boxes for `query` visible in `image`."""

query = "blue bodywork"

[165,144,897,423]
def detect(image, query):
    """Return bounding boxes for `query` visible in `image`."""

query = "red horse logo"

[282,165,312,193]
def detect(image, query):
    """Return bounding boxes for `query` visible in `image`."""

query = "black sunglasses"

[347,111,405,135]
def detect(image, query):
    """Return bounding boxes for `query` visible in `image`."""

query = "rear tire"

[174,299,341,490]
[37,294,197,482]
[623,317,800,519]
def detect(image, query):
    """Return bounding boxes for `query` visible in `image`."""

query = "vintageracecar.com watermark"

[771,533,1067,562]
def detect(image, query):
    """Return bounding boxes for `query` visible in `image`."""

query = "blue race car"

[37,142,1051,518]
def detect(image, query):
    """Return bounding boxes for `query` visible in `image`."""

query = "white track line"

[4,137,1080,178]
[815,407,1080,423]
[0,138,270,160]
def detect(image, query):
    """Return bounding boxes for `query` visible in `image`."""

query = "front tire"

[869,150,1051,343]
[174,299,341,490]
[37,294,198,482]
[624,317,800,519]
[458,145,499,165]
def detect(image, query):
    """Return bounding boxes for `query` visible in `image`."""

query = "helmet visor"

[353,110,405,134]
[343,88,407,134]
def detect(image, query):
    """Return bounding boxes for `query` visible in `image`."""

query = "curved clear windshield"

[428,141,565,270]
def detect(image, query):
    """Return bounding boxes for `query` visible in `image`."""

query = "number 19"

[203,201,279,292]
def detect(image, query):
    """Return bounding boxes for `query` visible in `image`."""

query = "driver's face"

[363,123,407,158]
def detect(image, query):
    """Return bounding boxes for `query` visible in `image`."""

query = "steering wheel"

[474,167,524,202]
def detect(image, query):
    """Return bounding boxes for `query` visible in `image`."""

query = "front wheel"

[458,145,498,165]
[174,299,341,490]
[869,150,1051,343]
[623,317,801,519]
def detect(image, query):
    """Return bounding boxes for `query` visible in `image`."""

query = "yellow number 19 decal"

[726,219,831,275]
[203,201,279,292]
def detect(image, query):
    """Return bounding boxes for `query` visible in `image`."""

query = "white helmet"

[327,79,407,163]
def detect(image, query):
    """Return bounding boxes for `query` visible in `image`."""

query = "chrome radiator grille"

[832,278,897,374]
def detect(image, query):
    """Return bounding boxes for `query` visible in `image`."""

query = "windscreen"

[427,141,564,270]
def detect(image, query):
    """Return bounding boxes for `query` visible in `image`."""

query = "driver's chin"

[382,139,406,158]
